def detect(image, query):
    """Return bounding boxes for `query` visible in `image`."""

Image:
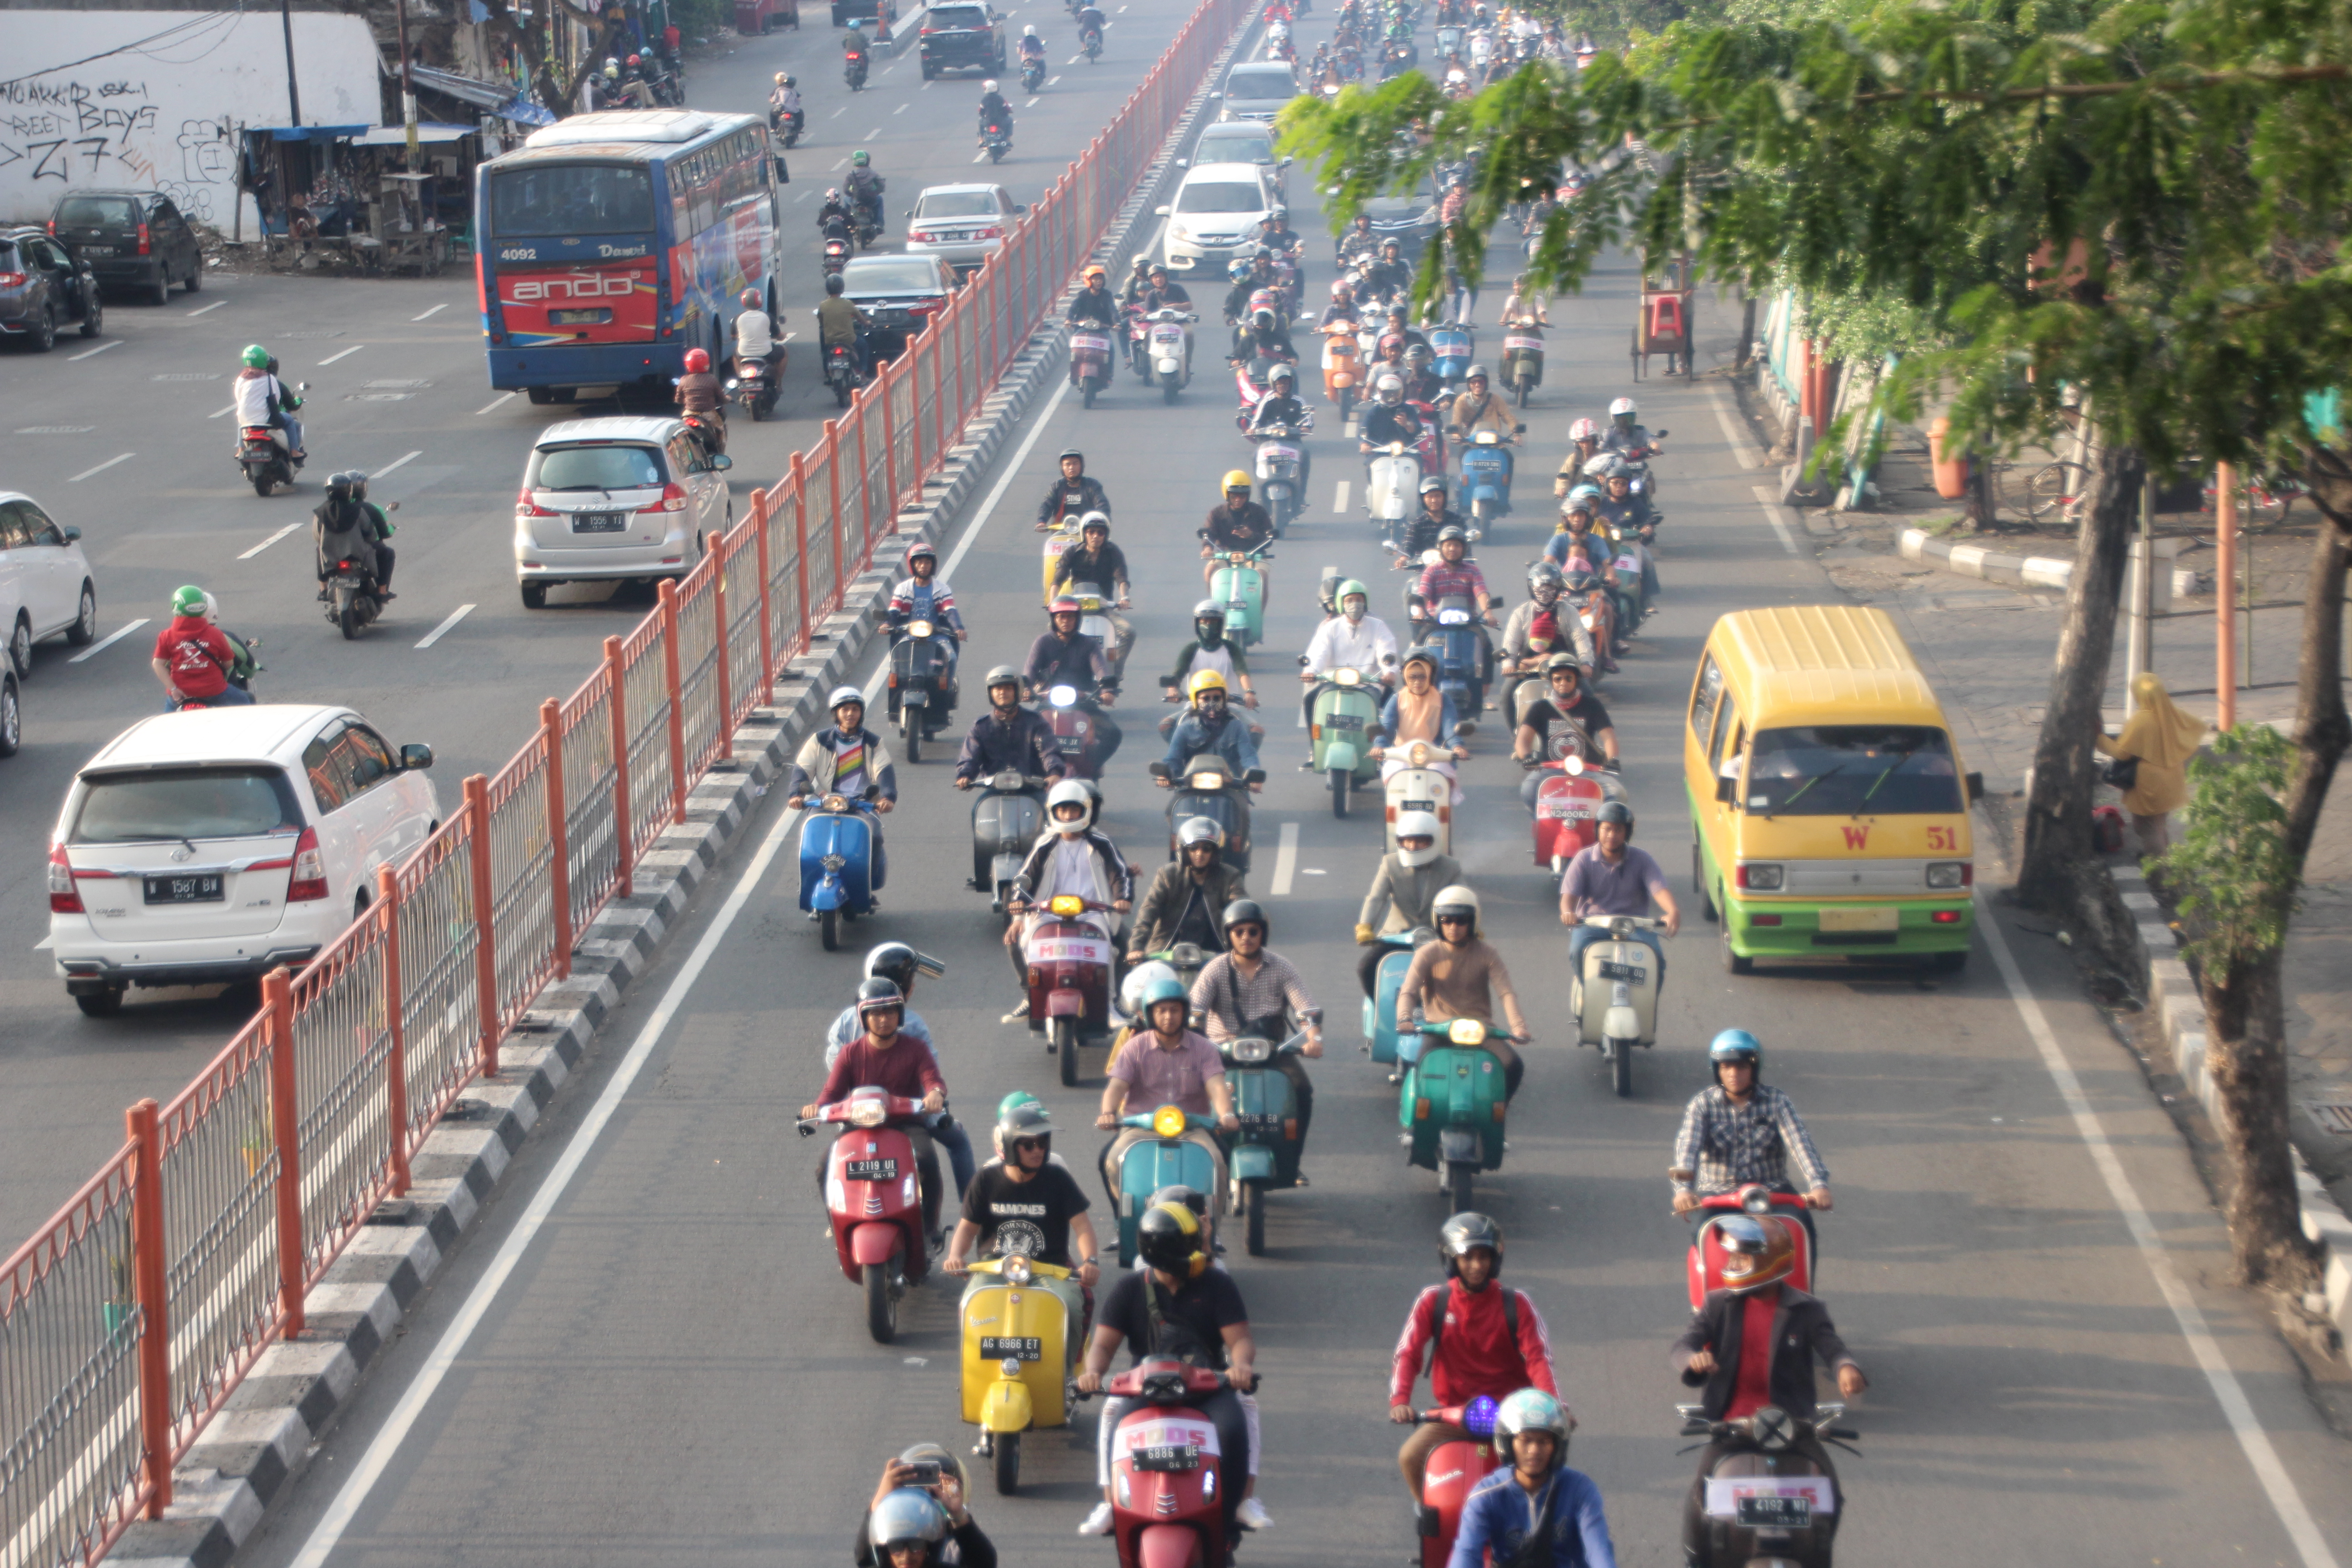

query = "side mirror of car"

[1714,775,1737,805]
[1966,770,1984,804]
[710,453,734,470]
[401,743,436,771]
[1278,156,1293,167]
[64,525,82,542]
[1014,203,1029,214]
[1155,204,1172,216]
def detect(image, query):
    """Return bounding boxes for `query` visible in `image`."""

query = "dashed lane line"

[186,300,226,317]
[373,450,422,481]
[475,392,515,416]
[68,452,133,482]
[318,344,365,365]
[412,303,449,322]
[1333,479,1349,513]
[414,604,475,649]
[237,522,303,560]
[69,617,147,664]
[1269,820,1299,895]
[67,340,122,362]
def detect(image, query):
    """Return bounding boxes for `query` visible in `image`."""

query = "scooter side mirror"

[1966,770,1984,804]
[1244,768,1266,785]
[1655,428,1671,438]
[1714,775,1737,805]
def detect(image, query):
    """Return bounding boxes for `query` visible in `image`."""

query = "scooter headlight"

[1333,666,1360,685]
[908,619,935,638]
[1049,684,1078,706]
[1152,1104,1189,1138]
[1191,771,1223,789]
[1408,741,1431,767]
[1230,1036,1271,1063]
[1004,1255,1033,1284]
[823,794,849,813]
[847,1098,888,1127]
[1447,1018,1488,1046]
[1049,894,1085,917]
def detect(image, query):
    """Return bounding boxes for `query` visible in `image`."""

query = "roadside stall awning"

[252,124,374,142]
[354,122,478,146]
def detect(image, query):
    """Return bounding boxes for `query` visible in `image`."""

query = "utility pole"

[280,0,303,125]
[2124,475,2154,717]
[2215,462,2238,730]
[394,0,419,168]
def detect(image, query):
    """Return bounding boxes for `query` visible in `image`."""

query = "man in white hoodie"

[232,344,304,463]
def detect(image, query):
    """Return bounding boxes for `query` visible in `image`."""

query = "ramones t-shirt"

[960,1162,1091,1267]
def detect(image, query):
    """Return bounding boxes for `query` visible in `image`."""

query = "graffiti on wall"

[0,79,236,221]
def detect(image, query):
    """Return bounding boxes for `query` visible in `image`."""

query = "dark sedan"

[0,228,103,352]
[838,253,960,359]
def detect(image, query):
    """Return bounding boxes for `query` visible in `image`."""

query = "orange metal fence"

[0,0,1246,1558]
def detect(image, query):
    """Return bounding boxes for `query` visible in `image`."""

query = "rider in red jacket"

[1388,1212,1562,1507]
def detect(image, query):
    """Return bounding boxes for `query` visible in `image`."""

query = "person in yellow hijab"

[2094,671,2206,856]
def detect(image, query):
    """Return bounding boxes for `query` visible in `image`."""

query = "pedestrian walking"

[2094,671,2204,857]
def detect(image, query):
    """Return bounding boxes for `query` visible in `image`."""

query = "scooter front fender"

[980,1375,1034,1434]
[808,873,847,911]
[1137,1524,1206,1568]
[1046,986,1086,1019]
[848,1221,903,1268]
[1604,1004,1641,1042]
[1230,1144,1276,1183]
[1323,739,1360,773]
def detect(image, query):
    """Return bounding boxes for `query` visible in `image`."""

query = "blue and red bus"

[474,108,779,401]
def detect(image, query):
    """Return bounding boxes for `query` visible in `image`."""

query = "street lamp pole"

[280,0,303,125]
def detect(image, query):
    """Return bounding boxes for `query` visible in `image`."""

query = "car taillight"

[286,827,329,903]
[48,845,85,914]
[515,486,558,518]
[637,483,688,514]
[976,226,1002,240]
[136,224,151,256]
[45,218,55,235]
[0,272,24,288]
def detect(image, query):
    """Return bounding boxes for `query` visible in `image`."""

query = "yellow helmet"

[1220,470,1252,493]
[1187,668,1229,699]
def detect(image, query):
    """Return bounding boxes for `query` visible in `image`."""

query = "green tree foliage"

[2162,726,2300,982]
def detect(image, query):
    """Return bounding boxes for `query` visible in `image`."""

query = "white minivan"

[0,491,100,677]
[1156,161,1277,274]
[48,705,439,1016]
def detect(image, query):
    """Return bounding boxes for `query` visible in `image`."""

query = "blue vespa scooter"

[799,784,883,951]
[1108,1104,1224,1265]
[1363,926,1436,1071]
[1457,427,1521,523]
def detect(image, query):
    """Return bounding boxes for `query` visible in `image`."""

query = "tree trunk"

[2016,441,2146,927]
[1736,294,1756,371]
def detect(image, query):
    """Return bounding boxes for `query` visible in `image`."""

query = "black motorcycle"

[323,555,385,640]
[726,356,781,421]
[968,770,1047,915]
[851,186,885,248]
[1678,1402,1857,1568]
[980,118,1013,164]
[1147,751,1262,873]
[821,214,854,277]
[771,103,805,147]
[885,615,956,757]
[823,342,867,408]
[845,49,870,89]
[1020,55,1046,91]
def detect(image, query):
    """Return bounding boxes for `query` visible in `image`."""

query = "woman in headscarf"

[2094,671,2205,856]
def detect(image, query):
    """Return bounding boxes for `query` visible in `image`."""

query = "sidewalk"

[1694,299,2352,1218]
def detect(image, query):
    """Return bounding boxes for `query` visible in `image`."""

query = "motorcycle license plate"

[1504,334,1543,352]
[1596,960,1646,983]
[1325,713,1363,731]
[1736,1495,1812,1528]
[1058,734,1084,753]
[980,1336,1043,1360]
[1402,799,1435,814]
[144,873,223,905]
[1132,1444,1202,1472]
[572,513,626,533]
[1542,799,1592,819]
[844,1157,899,1181]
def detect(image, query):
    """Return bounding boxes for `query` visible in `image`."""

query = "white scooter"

[1366,439,1420,543]
[1570,913,1665,1098]
[1377,737,1459,854]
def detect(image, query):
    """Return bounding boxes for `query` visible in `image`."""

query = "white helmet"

[774,71,788,83]
[1046,777,1095,836]
[1375,372,1405,403]
[1608,396,1637,417]
[1394,810,1442,867]
[984,77,1000,92]
[1121,959,1180,1016]
[1024,21,1038,33]
[1432,883,1481,935]
[1583,453,1618,477]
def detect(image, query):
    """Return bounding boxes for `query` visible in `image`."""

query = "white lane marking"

[186,300,226,317]
[475,392,515,416]
[372,450,422,480]
[69,617,147,664]
[1269,820,1299,895]
[279,350,1029,1568]
[1024,96,1039,107]
[1333,480,1349,513]
[973,150,988,163]
[1048,73,1060,83]
[412,303,449,322]
[794,189,812,203]
[69,452,134,482]
[1975,896,2342,1568]
[831,156,848,171]
[32,936,51,951]
[832,107,848,118]
[782,331,798,343]
[208,404,235,419]
[414,604,475,648]
[866,127,880,140]
[318,344,365,365]
[1709,384,1759,470]
[1067,52,1082,62]
[237,522,304,560]
[1748,484,1800,555]
[69,339,123,362]
[895,103,908,114]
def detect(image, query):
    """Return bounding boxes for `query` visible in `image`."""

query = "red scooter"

[799,1087,933,1342]
[1523,733,1624,877]
[1037,681,1116,780]
[1071,323,1116,407]
[1686,1184,1814,1310]
[1095,1357,1245,1568]
[1017,892,1117,1088]
[1409,1396,1504,1568]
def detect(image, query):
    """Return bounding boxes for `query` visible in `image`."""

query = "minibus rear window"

[1747,726,1961,816]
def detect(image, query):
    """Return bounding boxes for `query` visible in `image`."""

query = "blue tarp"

[253,124,374,142]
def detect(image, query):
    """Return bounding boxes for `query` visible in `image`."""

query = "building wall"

[0,10,382,227]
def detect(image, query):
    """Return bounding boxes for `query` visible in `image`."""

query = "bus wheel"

[526,386,553,405]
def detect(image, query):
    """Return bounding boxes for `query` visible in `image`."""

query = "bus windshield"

[1746,725,1962,816]
[490,165,655,237]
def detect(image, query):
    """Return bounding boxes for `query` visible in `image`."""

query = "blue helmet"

[1709,1029,1762,1073]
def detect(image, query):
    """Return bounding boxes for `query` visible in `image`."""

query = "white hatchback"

[1156,161,1278,274]
[48,704,439,1016]
[0,490,100,677]
[513,417,735,608]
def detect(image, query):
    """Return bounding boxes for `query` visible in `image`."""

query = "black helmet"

[1220,898,1268,938]
[1137,1199,1209,1277]
[1058,447,1086,469]
[1594,799,1634,834]
[1527,560,1564,598]
[855,975,906,1022]
[326,470,359,500]
[1150,1183,1207,1218]
[825,274,845,296]
[1439,1211,1504,1276]
[997,1098,1053,1153]
[864,942,944,996]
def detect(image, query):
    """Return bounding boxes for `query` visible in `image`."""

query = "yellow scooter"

[959,1254,1080,1494]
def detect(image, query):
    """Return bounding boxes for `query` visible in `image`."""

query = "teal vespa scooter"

[1304,663,1386,818]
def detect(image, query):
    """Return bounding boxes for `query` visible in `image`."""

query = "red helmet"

[740,289,761,310]
[1048,596,1081,617]
[626,53,642,64]
[683,348,710,372]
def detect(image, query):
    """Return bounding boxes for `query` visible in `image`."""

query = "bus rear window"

[1745,726,1961,816]
[490,165,655,238]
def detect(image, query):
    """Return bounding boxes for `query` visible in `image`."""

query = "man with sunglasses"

[1398,885,1531,1099]
[945,1101,1100,1362]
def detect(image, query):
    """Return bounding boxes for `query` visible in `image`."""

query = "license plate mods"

[143,873,223,905]
[980,1335,1042,1360]
[571,512,626,533]
[843,1157,898,1181]
[1818,907,1897,932]
[1736,1495,1812,1528]
[1596,960,1646,983]
[1131,1444,1201,1472]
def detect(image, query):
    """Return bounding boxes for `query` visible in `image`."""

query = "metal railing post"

[264,967,305,1335]
[712,544,733,760]
[657,579,686,821]
[540,700,571,978]
[463,775,500,1078]
[824,420,847,614]
[605,635,632,899]
[752,487,774,685]
[880,358,900,512]
[377,864,411,1193]
[791,453,812,655]
[126,1097,172,1516]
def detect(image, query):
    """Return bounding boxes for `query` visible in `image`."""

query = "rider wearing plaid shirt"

[1668,1031,1832,1246]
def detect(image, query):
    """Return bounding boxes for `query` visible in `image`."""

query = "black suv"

[0,228,103,352]
[48,190,204,305]
[919,2,1007,78]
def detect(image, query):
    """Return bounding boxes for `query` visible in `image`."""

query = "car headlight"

[1736,862,1784,891]
[1926,861,1971,890]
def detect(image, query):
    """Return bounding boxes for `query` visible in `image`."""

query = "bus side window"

[1706,694,1738,778]
[1689,653,1723,750]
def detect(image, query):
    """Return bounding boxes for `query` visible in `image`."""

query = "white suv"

[1156,161,1277,274]
[0,490,100,677]
[48,705,439,1016]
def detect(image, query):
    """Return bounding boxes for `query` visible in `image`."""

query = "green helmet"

[172,585,208,617]
[1335,578,1370,612]
[240,344,269,369]
[997,1088,1043,1120]
[851,149,870,166]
